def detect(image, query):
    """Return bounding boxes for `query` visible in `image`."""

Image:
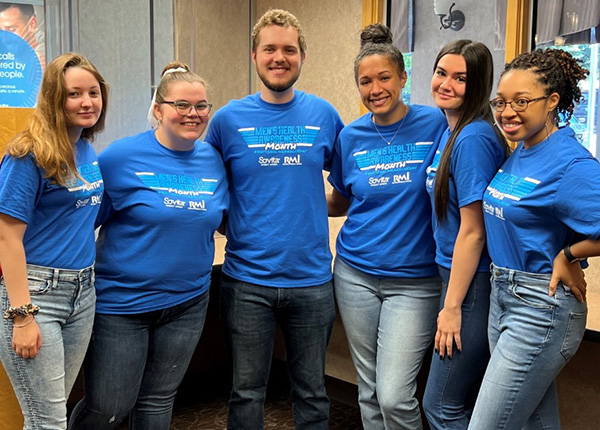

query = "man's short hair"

[0,3,35,20]
[251,9,306,54]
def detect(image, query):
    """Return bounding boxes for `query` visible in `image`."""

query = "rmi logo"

[393,172,411,183]
[283,155,302,165]
[189,200,206,211]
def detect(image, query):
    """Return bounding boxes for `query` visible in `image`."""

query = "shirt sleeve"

[323,109,344,172]
[204,112,223,154]
[451,129,503,208]
[554,157,600,240]
[327,135,351,198]
[0,155,42,224]
[95,190,115,228]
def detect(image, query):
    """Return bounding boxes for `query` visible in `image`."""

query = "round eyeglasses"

[490,96,549,113]
[161,100,213,117]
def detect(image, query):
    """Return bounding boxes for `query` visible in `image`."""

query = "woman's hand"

[550,251,586,303]
[12,316,42,359]
[435,306,462,358]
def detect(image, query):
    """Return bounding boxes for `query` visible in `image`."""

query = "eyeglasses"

[489,96,548,113]
[161,100,213,117]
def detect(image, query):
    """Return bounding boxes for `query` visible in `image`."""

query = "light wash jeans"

[68,291,209,430]
[220,274,335,430]
[468,264,587,430]
[0,264,96,430]
[423,266,491,429]
[333,257,441,430]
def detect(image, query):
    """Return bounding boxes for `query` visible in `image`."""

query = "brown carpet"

[170,395,363,430]
[166,362,363,430]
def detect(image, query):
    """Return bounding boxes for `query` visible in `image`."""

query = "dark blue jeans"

[68,292,209,430]
[423,266,491,430]
[220,275,335,430]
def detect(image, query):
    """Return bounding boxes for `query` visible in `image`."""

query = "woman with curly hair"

[0,53,107,429]
[470,48,600,429]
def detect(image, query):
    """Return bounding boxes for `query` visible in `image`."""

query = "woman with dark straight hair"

[423,39,509,429]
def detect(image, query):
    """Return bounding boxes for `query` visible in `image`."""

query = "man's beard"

[257,67,301,93]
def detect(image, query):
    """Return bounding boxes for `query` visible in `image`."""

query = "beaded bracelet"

[3,303,40,320]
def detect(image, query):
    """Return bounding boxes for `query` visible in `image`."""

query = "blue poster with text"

[0,30,42,107]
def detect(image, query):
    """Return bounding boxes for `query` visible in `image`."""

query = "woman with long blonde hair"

[0,52,107,429]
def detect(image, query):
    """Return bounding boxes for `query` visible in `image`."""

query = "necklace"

[372,105,409,145]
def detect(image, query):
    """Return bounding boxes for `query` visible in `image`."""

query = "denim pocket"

[509,284,554,309]
[560,310,587,361]
[28,276,52,295]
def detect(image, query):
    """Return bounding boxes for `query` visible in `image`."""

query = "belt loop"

[52,268,60,289]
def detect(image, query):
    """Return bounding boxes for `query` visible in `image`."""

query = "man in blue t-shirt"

[205,9,343,430]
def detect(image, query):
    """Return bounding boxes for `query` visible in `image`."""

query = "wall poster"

[0,1,45,107]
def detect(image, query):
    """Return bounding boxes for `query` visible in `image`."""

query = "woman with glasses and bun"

[469,48,600,429]
[69,62,229,430]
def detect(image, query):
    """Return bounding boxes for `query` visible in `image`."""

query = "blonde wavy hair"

[148,61,207,128]
[5,53,108,186]
[251,9,306,54]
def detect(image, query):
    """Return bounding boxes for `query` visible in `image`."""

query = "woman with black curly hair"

[471,48,600,429]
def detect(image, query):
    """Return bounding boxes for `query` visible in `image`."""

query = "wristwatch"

[563,244,582,264]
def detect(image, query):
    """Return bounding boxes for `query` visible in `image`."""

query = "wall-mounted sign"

[0,2,46,107]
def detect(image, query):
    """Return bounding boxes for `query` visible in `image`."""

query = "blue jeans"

[333,257,441,430]
[0,264,96,430]
[423,266,491,430]
[468,264,587,430]
[220,274,335,430]
[68,291,209,430]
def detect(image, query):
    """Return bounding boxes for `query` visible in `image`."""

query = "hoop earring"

[544,110,559,141]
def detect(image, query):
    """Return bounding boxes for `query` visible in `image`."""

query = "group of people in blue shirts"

[0,7,599,430]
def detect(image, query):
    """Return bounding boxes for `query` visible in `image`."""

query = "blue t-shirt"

[0,139,103,269]
[425,119,506,271]
[94,130,229,314]
[328,105,446,277]
[483,126,600,273]
[205,90,343,287]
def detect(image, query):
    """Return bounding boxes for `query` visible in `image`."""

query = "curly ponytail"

[502,48,589,123]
